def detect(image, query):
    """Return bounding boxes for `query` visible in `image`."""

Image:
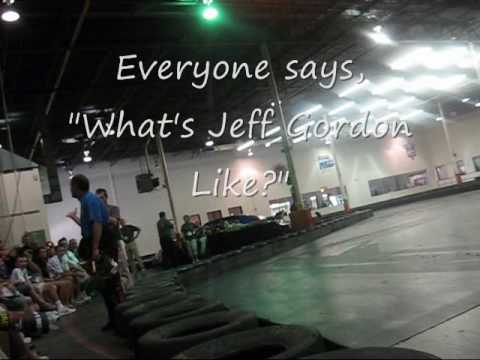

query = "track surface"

[193,191,480,358]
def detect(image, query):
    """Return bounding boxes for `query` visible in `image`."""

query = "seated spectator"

[10,256,74,317]
[68,239,80,259]
[0,303,48,359]
[47,247,90,304]
[33,248,76,308]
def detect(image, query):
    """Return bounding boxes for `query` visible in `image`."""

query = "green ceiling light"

[202,5,219,21]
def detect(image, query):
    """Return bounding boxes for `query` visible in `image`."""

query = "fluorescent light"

[390,47,432,70]
[266,136,282,148]
[377,112,399,122]
[373,25,383,33]
[371,78,405,95]
[237,140,255,151]
[360,99,388,113]
[329,102,355,116]
[83,156,92,163]
[401,109,422,120]
[462,98,471,103]
[389,97,415,109]
[475,103,480,108]
[62,137,79,144]
[339,80,370,98]
[405,74,467,93]
[205,140,214,147]
[1,9,20,22]
[247,149,254,157]
[304,104,323,115]
[433,74,467,90]
[265,126,281,137]
[436,116,444,121]
[368,31,394,45]
[295,120,315,132]
[292,134,312,144]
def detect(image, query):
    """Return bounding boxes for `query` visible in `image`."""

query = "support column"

[107,166,119,206]
[437,102,461,184]
[469,42,480,83]
[261,43,303,207]
[155,135,180,234]
[328,125,351,213]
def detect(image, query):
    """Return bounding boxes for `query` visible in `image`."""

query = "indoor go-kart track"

[37,190,480,359]
[193,190,480,359]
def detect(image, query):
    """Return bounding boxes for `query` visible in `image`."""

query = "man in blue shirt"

[68,174,122,331]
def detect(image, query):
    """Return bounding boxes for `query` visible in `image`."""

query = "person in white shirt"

[11,256,74,317]
[47,247,90,305]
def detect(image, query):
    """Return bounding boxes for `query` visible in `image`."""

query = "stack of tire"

[116,271,326,359]
[117,271,439,360]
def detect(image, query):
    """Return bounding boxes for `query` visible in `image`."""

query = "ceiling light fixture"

[401,109,423,120]
[371,78,405,95]
[292,133,312,144]
[376,112,400,122]
[62,137,79,144]
[237,140,255,152]
[1,1,20,23]
[265,136,282,148]
[462,98,471,103]
[339,80,370,98]
[205,140,214,147]
[265,126,281,137]
[389,96,416,109]
[367,27,394,45]
[304,104,324,115]
[329,102,355,116]
[360,99,388,113]
[247,149,254,157]
[390,47,432,70]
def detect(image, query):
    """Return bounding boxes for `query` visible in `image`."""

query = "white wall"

[45,111,480,256]
[0,169,51,246]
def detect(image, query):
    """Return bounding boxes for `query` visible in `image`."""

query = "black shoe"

[101,323,114,332]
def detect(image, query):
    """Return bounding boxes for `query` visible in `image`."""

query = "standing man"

[95,188,132,291]
[157,212,177,268]
[121,224,145,277]
[181,215,200,263]
[67,175,121,331]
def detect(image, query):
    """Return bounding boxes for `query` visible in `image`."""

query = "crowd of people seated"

[0,234,92,359]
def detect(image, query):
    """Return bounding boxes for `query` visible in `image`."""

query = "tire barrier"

[124,284,185,303]
[117,286,186,314]
[130,296,228,339]
[125,283,181,299]
[136,311,259,359]
[301,348,439,359]
[116,292,188,337]
[174,325,325,359]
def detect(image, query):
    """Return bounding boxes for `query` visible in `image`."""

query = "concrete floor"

[192,190,480,358]
[35,297,132,359]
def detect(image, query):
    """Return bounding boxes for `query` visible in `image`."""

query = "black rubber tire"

[124,284,184,303]
[174,325,325,359]
[136,311,259,359]
[301,348,440,359]
[116,292,188,336]
[130,297,228,339]
[121,292,188,323]
[126,280,179,296]
[117,286,185,314]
